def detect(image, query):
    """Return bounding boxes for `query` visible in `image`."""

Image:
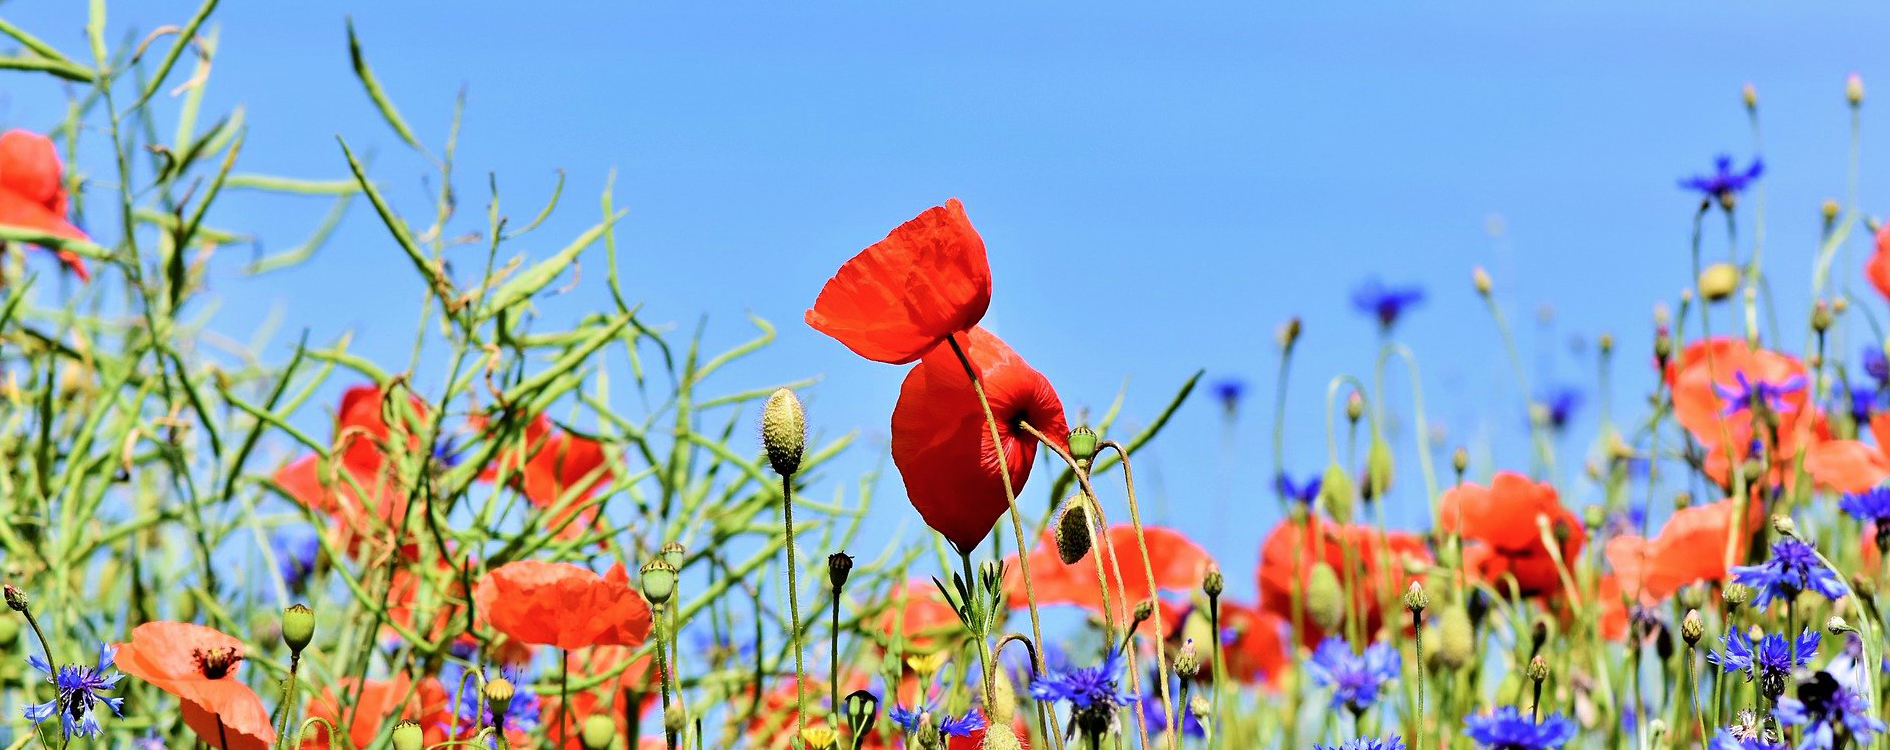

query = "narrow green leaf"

[0,18,87,73]
[0,55,94,82]
[223,174,358,195]
[345,18,427,155]
[337,136,453,304]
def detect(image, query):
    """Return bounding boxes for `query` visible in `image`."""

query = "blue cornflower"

[1536,386,1582,432]
[1140,692,1203,738]
[1679,155,1764,202]
[1866,346,1889,384]
[687,629,755,667]
[1030,649,1136,740]
[1464,707,1576,750]
[888,704,985,738]
[271,528,321,593]
[1706,628,1819,698]
[1351,278,1425,329]
[1306,637,1400,713]
[1841,488,1890,525]
[1715,372,1806,417]
[438,664,541,737]
[132,732,168,750]
[24,643,125,740]
[1710,730,1788,750]
[1213,378,1245,412]
[1838,384,1880,425]
[1730,539,1846,610]
[432,437,464,469]
[1315,738,1408,750]
[1777,672,1886,750]
[1275,472,1322,506]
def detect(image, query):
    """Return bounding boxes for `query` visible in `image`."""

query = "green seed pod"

[391,721,424,750]
[485,677,515,713]
[640,558,678,605]
[580,714,617,750]
[661,541,686,571]
[1582,505,1604,533]
[1366,439,1393,497]
[281,604,315,654]
[1435,605,1475,672]
[1813,303,1834,333]
[1698,263,1739,302]
[1067,426,1098,465]
[1305,562,1344,634]
[1320,464,1355,524]
[761,388,806,478]
[1054,497,1094,565]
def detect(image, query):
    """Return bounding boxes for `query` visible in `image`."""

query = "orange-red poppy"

[473,561,653,651]
[1605,498,1763,605]
[1593,574,1630,642]
[300,673,450,750]
[1807,412,1890,493]
[114,623,276,750]
[1219,601,1290,689]
[874,579,964,652]
[806,199,992,365]
[891,327,1068,554]
[478,413,613,542]
[1869,223,1890,303]
[1003,525,1213,631]
[1665,339,1823,487]
[273,385,427,557]
[0,129,89,280]
[1256,515,1430,648]
[1438,472,1583,598]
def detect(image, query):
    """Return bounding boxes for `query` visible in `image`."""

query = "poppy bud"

[391,721,424,750]
[828,552,854,591]
[989,667,1016,725]
[1278,317,1302,350]
[800,725,839,750]
[1582,505,1604,532]
[1597,334,1613,355]
[1434,605,1474,672]
[1848,72,1865,106]
[1067,426,1098,465]
[1473,267,1492,297]
[1742,83,1758,111]
[1054,497,1094,565]
[1203,564,1224,598]
[1698,263,1739,302]
[1681,609,1703,646]
[3,584,25,612]
[1723,583,1753,608]
[281,604,315,654]
[1345,392,1363,423]
[761,388,806,478]
[1654,330,1673,366]
[1451,447,1468,476]
[1403,581,1428,614]
[981,724,1021,750]
[1174,639,1199,679]
[580,715,617,750]
[485,677,515,712]
[1821,199,1842,229]
[662,541,686,571]
[1526,654,1549,683]
[1771,514,1798,539]
[1826,615,1855,635]
[664,705,687,736]
[640,558,678,605]
[1305,563,1344,633]
[1365,439,1393,496]
[1320,464,1355,524]
[1132,600,1155,628]
[1813,302,1834,333]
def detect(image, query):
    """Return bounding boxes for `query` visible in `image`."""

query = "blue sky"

[6,1,1890,603]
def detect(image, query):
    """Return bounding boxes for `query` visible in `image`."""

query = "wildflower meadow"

[2,3,1890,750]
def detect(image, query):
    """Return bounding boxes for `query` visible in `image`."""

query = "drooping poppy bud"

[762,388,806,478]
[805,199,992,364]
[981,723,1022,750]
[1319,464,1355,524]
[1366,438,1393,497]
[989,667,1016,725]
[1054,496,1094,565]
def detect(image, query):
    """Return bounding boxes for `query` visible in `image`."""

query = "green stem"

[781,477,808,736]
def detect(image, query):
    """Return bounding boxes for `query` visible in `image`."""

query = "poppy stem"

[779,476,810,738]
[559,649,570,750]
[1098,440,1177,750]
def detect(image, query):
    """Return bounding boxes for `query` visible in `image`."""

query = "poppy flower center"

[193,647,243,679]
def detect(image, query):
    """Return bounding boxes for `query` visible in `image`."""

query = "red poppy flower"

[114,623,276,750]
[1438,472,1584,598]
[1003,525,1213,631]
[891,327,1068,553]
[1219,601,1290,689]
[951,723,1032,750]
[1807,412,1890,493]
[273,385,427,557]
[806,199,992,365]
[300,673,450,750]
[472,560,652,650]
[478,414,613,542]
[1605,498,1763,605]
[1869,223,1890,303]
[1257,516,1430,648]
[0,129,89,280]
[1593,574,1630,642]
[1664,339,1822,486]
[872,579,963,653]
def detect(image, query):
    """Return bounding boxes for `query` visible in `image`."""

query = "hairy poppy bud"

[1742,83,1758,111]
[580,714,617,750]
[1203,565,1224,598]
[662,541,686,571]
[1435,606,1474,672]
[1826,615,1855,635]
[800,725,839,750]
[1848,73,1865,106]
[1698,263,1739,302]
[1473,267,1492,297]
[1403,581,1428,613]
[989,667,1016,725]
[3,584,25,612]
[1320,464,1355,524]
[981,723,1021,750]
[640,558,678,605]
[485,677,515,711]
[1306,563,1344,633]
[1681,609,1703,646]
[1132,600,1155,628]
[1526,654,1549,683]
[664,705,687,735]
[828,552,854,591]
[391,721,424,750]
[282,604,315,654]
[1054,497,1094,565]
[1067,426,1098,465]
[761,388,806,478]
[1366,439,1393,496]
[1174,639,1200,679]
[1278,317,1302,350]
[1451,447,1469,475]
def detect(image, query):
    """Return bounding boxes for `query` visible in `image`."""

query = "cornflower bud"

[1813,302,1834,333]
[1848,72,1865,106]
[828,552,854,591]
[1203,564,1224,598]
[1681,610,1703,646]
[1597,333,1614,355]
[1403,581,1428,613]
[1189,694,1210,724]
[281,604,315,654]
[1174,639,1200,679]
[1306,563,1344,633]
[1278,317,1302,350]
[391,721,424,750]
[1723,583,1753,608]
[1473,267,1492,296]
[1345,392,1364,423]
[1067,426,1098,465]
[662,541,686,570]
[1526,654,1549,683]
[1054,497,1094,565]
[1698,263,1739,302]
[580,715,617,750]
[761,388,806,478]
[640,558,677,605]
[1826,615,1855,636]
[1742,83,1758,111]
[1132,600,1155,629]
[1771,514,1797,539]
[4,584,26,612]
[1452,447,1469,476]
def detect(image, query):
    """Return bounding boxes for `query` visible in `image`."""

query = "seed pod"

[989,667,1016,725]
[662,541,686,571]
[580,714,617,750]
[640,558,678,605]
[828,552,854,591]
[664,705,687,735]
[1067,426,1098,465]
[761,388,806,478]
[1305,563,1344,634]
[484,677,515,709]
[281,604,315,654]
[1451,447,1469,475]
[1345,392,1364,423]
[392,721,424,750]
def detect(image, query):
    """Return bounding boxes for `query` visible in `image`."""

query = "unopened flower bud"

[1723,583,1753,607]
[1597,333,1614,355]
[1054,497,1094,565]
[1654,331,1673,365]
[800,725,838,750]
[1345,392,1364,423]
[1132,600,1155,628]
[662,541,686,571]
[1698,263,1739,302]
[989,667,1016,725]
[1306,563,1344,633]
[1320,464,1355,524]
[1582,505,1604,532]
[1473,267,1492,296]
[580,714,617,750]
[1742,83,1757,111]
[281,604,315,654]
[3,584,25,612]
[761,388,806,478]
[1435,606,1474,672]
[391,721,424,750]
[1403,581,1429,613]
[1681,609,1704,646]
[1526,655,1549,683]
[1531,618,1550,654]
[1827,615,1855,635]
[1848,73,1865,106]
[1366,439,1393,496]
[484,677,515,709]
[1203,565,1224,598]
[1067,426,1098,465]
[1189,694,1210,726]
[640,558,678,605]
[1813,303,1834,333]
[1452,447,1469,475]
[916,716,941,750]
[1823,200,1842,227]
[980,723,1021,750]
[1771,514,1797,539]
[664,705,687,735]
[1174,639,1200,678]
[1278,317,1302,350]
[828,552,854,591]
